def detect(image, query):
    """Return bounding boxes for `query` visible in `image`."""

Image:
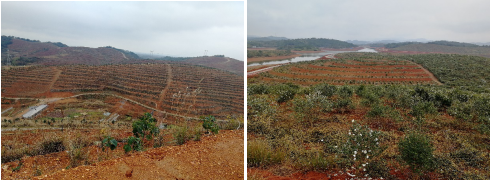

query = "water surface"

[247,48,377,66]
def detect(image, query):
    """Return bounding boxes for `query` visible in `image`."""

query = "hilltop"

[382,40,490,58]
[1,36,139,66]
[183,56,244,75]
[1,36,244,75]
[247,38,357,51]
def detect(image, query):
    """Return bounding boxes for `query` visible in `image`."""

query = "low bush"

[173,125,190,145]
[247,139,284,167]
[398,132,435,173]
[202,115,219,134]
[124,136,142,153]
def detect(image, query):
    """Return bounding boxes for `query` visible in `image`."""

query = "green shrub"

[248,96,277,118]
[338,85,353,98]
[101,136,118,152]
[202,115,219,134]
[124,136,142,153]
[410,101,437,118]
[312,83,337,97]
[132,113,159,140]
[366,104,389,118]
[398,132,435,173]
[248,84,269,95]
[340,120,384,169]
[248,116,271,135]
[173,125,190,145]
[334,98,353,113]
[268,83,298,103]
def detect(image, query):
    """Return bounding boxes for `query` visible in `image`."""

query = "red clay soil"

[248,54,302,63]
[2,130,244,180]
[248,64,284,72]
[268,71,434,82]
[290,67,430,77]
[308,65,426,73]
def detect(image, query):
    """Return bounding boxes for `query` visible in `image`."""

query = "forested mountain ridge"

[1,35,139,66]
[248,38,357,50]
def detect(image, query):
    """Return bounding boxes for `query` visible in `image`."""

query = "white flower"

[354,151,357,155]
[360,133,362,137]
[366,155,369,159]
[375,138,378,141]
[363,168,366,171]
[362,163,366,167]
[347,172,355,177]
[353,157,356,161]
[352,119,355,123]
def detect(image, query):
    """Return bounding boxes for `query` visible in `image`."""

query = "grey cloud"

[2,1,244,60]
[248,0,490,42]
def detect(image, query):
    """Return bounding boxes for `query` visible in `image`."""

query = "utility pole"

[6,49,12,66]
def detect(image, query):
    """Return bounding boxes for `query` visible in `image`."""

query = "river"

[247,48,377,66]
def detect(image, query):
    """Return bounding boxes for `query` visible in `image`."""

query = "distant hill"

[1,36,243,75]
[427,40,479,47]
[1,35,139,66]
[248,38,357,50]
[248,36,289,41]
[183,56,243,76]
[388,43,490,58]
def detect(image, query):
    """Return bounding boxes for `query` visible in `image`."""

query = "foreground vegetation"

[247,53,490,179]
[2,112,243,178]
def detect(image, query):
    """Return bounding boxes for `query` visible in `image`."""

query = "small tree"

[202,115,219,134]
[123,136,142,153]
[398,132,435,173]
[132,113,159,140]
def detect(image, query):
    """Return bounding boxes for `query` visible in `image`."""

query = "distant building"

[22,104,48,119]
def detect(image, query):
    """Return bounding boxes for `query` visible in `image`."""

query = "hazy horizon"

[249,0,490,44]
[2,1,245,61]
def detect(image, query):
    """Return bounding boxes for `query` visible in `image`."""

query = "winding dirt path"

[33,130,244,180]
[47,67,62,90]
[157,63,173,109]
[2,92,222,121]
[121,52,128,60]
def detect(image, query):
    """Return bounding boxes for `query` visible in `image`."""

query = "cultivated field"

[248,53,490,179]
[2,63,243,119]
[1,62,244,179]
[256,53,441,86]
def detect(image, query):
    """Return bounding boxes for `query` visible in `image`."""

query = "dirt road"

[25,130,244,180]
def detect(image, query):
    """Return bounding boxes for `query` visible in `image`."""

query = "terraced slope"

[259,53,440,86]
[1,63,243,119]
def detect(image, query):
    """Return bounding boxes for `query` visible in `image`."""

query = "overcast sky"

[2,1,244,60]
[249,0,490,43]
